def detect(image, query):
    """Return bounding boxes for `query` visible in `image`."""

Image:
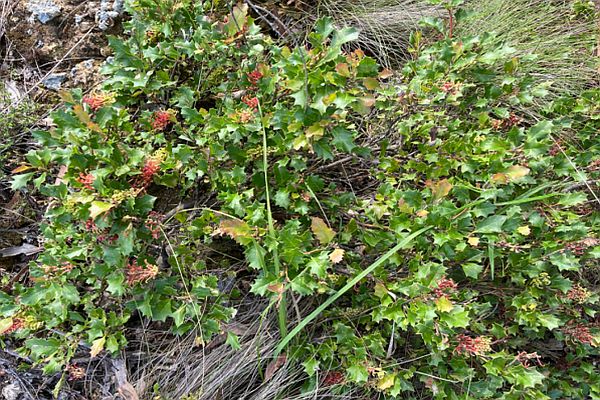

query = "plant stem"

[257,100,288,338]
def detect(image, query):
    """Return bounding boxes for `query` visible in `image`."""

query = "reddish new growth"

[440,82,455,93]
[433,276,458,299]
[76,172,95,190]
[126,259,159,285]
[85,219,100,233]
[145,211,162,239]
[42,262,74,275]
[548,142,562,157]
[242,95,259,110]
[588,159,600,172]
[322,371,345,386]
[2,318,24,334]
[66,364,86,380]
[139,159,160,187]
[247,69,263,87]
[83,94,109,111]
[151,110,172,131]
[491,113,522,131]
[563,324,594,345]
[564,238,600,256]
[515,351,544,368]
[454,334,491,355]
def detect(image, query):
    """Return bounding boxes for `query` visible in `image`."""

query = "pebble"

[42,73,67,91]
[1,382,21,400]
[27,0,61,24]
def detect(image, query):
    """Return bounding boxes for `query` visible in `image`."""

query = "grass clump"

[457,0,599,99]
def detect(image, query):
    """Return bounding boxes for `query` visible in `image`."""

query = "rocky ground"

[1,1,125,399]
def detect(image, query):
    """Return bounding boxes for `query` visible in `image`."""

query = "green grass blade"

[274,226,432,355]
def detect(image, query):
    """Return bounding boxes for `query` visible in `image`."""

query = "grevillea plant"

[2,0,600,398]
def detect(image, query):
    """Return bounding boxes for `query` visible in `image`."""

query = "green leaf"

[462,263,483,279]
[303,358,320,376]
[476,215,507,233]
[331,127,356,152]
[226,331,241,350]
[440,306,470,328]
[26,338,62,358]
[275,190,290,209]
[11,173,34,190]
[347,364,369,383]
[549,253,579,271]
[559,192,587,206]
[331,27,360,48]
[527,121,554,140]
[152,299,172,322]
[308,253,329,279]
[512,367,545,388]
[537,314,561,330]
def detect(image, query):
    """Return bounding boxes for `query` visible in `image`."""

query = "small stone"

[1,382,21,400]
[27,0,61,24]
[42,73,67,91]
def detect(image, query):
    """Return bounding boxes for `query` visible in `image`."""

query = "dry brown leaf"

[329,248,345,264]
[265,353,287,382]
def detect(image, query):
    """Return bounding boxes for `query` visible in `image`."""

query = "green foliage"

[2,1,600,399]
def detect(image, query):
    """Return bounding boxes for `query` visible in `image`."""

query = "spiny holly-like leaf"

[311,217,335,244]
[476,215,507,234]
[377,373,396,391]
[218,219,253,244]
[89,201,114,219]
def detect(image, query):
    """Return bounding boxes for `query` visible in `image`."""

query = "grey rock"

[42,73,67,91]
[27,0,61,24]
[1,382,21,400]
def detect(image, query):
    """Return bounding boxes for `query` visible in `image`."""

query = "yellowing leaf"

[517,226,531,236]
[311,217,335,245]
[416,209,429,218]
[89,201,114,219]
[378,69,394,79]
[506,165,530,181]
[0,318,14,334]
[11,165,33,173]
[492,166,530,185]
[90,337,106,358]
[305,124,325,140]
[267,282,285,294]
[467,236,480,247]
[490,173,508,184]
[329,248,345,264]
[428,179,453,202]
[336,63,350,77]
[218,219,253,244]
[363,77,380,90]
[435,296,454,313]
[377,373,396,391]
[73,104,101,133]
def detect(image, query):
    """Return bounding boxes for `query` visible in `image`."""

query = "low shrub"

[2,0,599,398]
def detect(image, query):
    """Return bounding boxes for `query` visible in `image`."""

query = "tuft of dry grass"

[458,0,599,99]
